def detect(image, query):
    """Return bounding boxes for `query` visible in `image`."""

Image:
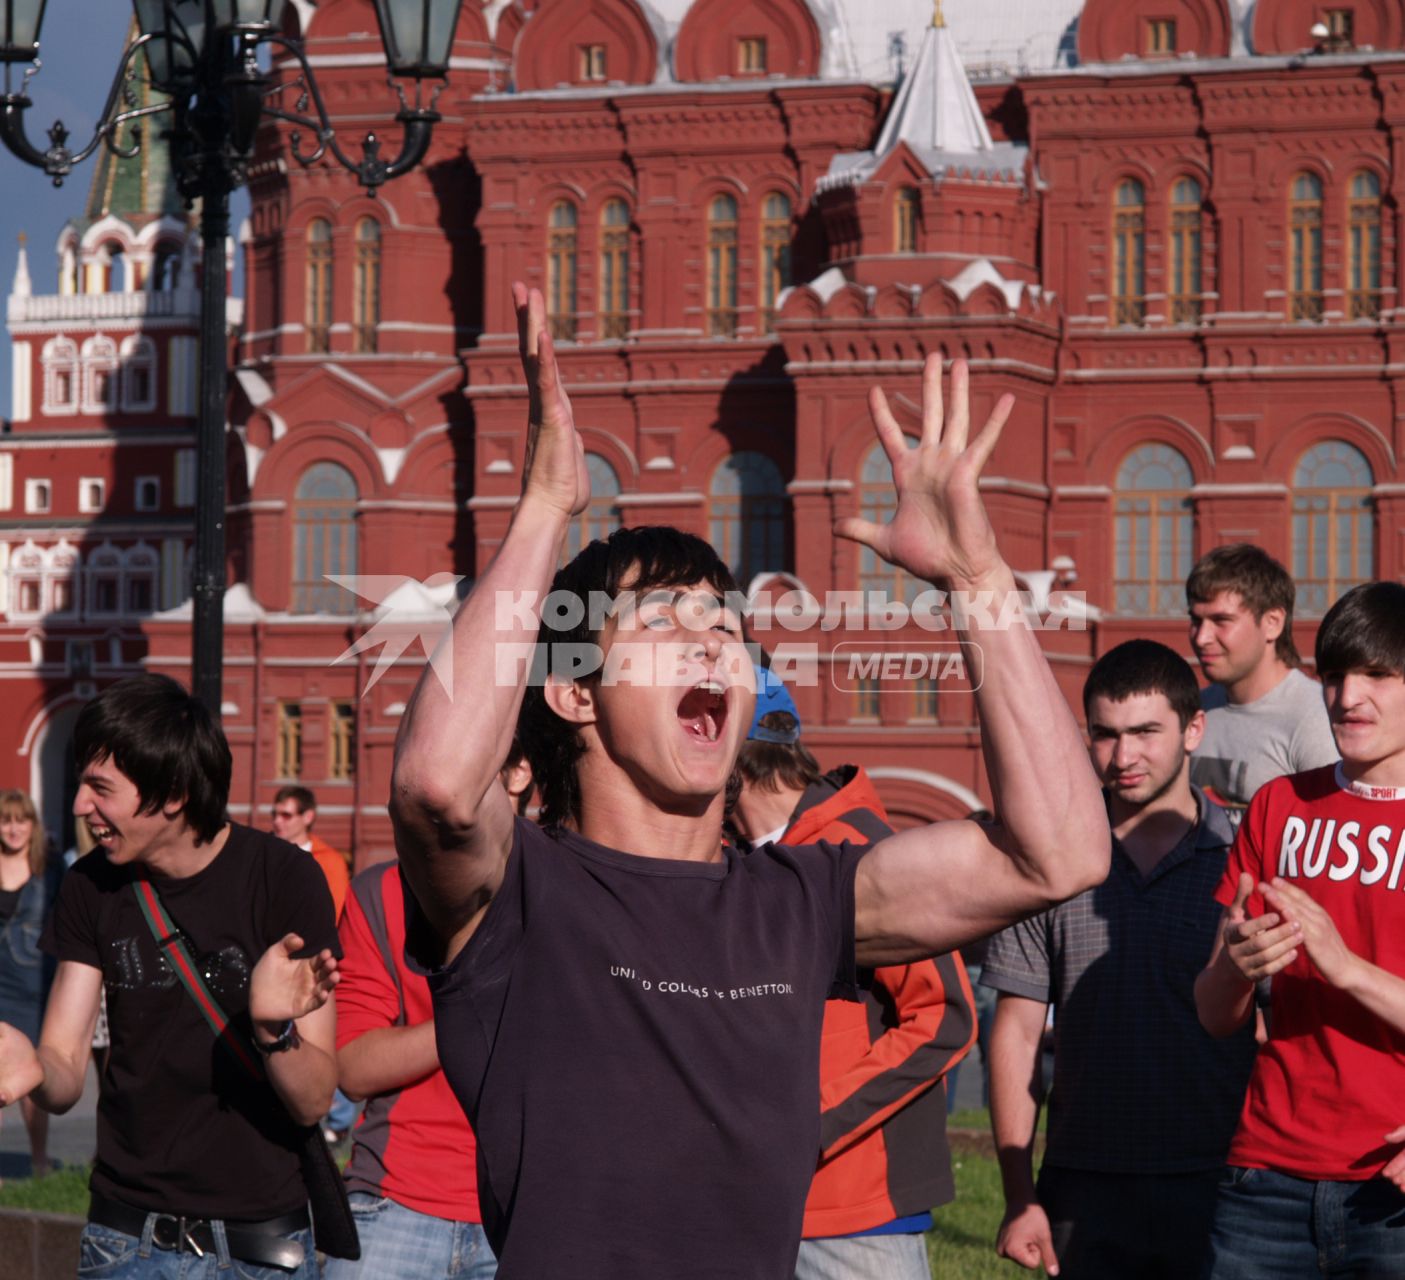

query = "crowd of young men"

[0,278,1401,1280]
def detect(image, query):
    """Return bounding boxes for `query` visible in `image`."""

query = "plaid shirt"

[982,789,1257,1174]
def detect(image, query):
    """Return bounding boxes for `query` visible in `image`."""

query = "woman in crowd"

[0,788,58,1178]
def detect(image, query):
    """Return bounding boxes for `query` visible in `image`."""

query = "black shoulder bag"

[132,877,361,1259]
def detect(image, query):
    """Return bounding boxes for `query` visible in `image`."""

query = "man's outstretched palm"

[836,356,1013,590]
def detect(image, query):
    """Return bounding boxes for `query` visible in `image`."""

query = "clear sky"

[0,6,249,420]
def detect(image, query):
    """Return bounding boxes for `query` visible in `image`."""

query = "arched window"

[1169,177,1202,324]
[759,192,792,334]
[547,201,579,341]
[894,186,920,253]
[292,463,359,614]
[125,543,158,615]
[306,219,333,353]
[565,453,622,559]
[1112,179,1146,326]
[706,194,739,338]
[1290,172,1324,321]
[120,336,157,412]
[42,337,79,413]
[858,441,922,604]
[46,543,79,617]
[709,452,786,586]
[151,242,182,291]
[1114,444,1194,615]
[97,242,128,294]
[1348,171,1382,320]
[353,217,381,353]
[1292,441,1374,615]
[86,544,123,617]
[7,543,44,618]
[599,199,630,340]
[81,336,119,413]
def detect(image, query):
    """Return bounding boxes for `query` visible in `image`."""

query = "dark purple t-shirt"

[407,818,863,1279]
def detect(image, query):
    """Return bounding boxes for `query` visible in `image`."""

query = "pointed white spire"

[873,12,993,160]
[12,232,31,298]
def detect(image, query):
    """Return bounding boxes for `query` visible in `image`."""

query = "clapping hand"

[249,934,340,1026]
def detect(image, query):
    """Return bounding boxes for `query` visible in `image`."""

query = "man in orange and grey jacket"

[731,667,976,1280]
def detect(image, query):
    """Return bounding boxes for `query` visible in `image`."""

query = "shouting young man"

[1196,582,1405,1276]
[388,285,1110,1278]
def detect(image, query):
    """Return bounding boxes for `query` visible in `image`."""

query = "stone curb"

[0,1206,83,1280]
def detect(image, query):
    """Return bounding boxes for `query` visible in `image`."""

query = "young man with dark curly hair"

[388,284,1110,1279]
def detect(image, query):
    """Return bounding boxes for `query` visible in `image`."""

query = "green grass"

[0,1162,89,1214]
[928,1149,1030,1278]
[0,1142,1040,1278]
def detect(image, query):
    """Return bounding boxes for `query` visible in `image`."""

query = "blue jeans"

[322,1193,498,1280]
[1206,1166,1405,1279]
[793,1232,931,1280]
[77,1219,317,1280]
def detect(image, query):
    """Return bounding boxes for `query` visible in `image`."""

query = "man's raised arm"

[390,285,588,959]
[847,359,1110,965]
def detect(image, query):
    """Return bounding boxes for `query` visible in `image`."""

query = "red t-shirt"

[1215,764,1405,1180]
[337,863,481,1220]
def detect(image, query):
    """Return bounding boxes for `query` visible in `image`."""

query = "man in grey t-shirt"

[1186,544,1337,828]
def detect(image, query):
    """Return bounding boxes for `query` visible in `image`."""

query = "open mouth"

[677,680,728,744]
[87,820,116,843]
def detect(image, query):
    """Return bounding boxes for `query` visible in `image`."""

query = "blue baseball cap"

[748,665,800,744]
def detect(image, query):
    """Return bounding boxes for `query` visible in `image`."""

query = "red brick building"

[6,0,1402,861]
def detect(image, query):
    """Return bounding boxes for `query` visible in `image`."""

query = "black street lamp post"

[0,0,463,714]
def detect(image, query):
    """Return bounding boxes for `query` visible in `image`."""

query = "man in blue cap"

[732,666,975,1280]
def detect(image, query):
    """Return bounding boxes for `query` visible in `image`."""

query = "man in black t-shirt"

[0,674,340,1279]
[388,285,1112,1278]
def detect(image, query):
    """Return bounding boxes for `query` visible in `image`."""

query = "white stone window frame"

[78,476,106,513]
[134,475,161,512]
[46,542,80,618]
[124,542,159,615]
[24,478,51,514]
[81,336,119,414]
[86,543,124,619]
[41,337,79,415]
[7,541,46,620]
[119,336,158,413]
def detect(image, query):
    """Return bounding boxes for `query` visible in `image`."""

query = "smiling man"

[1185,544,1337,826]
[1196,582,1405,1276]
[984,640,1255,1280]
[0,674,341,1280]
[388,284,1110,1279]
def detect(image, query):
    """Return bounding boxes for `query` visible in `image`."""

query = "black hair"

[73,673,231,844]
[734,713,823,794]
[1186,543,1301,667]
[518,525,739,828]
[1315,582,1405,678]
[1082,639,1201,731]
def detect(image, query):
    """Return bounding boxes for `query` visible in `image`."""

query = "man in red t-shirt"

[324,858,497,1279]
[1195,580,1405,1276]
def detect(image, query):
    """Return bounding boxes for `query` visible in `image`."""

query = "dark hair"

[1083,639,1202,730]
[273,785,316,812]
[1186,543,1300,667]
[1315,582,1405,678]
[518,526,739,828]
[734,713,823,794]
[73,674,231,844]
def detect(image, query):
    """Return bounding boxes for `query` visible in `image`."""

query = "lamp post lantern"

[0,0,463,714]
